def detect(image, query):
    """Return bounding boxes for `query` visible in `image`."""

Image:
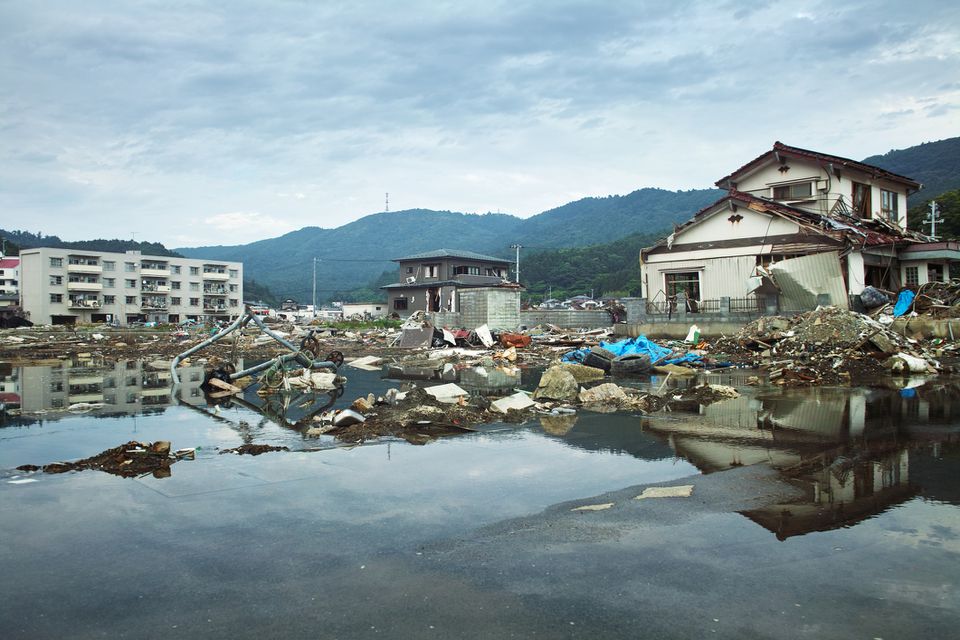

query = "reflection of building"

[743,449,916,540]
[17,361,208,413]
[0,257,20,307]
[19,247,243,326]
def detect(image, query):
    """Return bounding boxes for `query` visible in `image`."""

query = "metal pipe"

[169,310,249,384]
[247,311,301,352]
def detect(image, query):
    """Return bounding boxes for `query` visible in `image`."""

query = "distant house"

[0,257,20,308]
[341,301,387,319]
[382,249,513,316]
[641,142,960,311]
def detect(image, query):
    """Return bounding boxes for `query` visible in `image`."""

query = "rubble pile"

[20,440,194,478]
[912,281,960,318]
[714,307,940,385]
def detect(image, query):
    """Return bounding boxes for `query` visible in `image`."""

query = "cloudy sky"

[2,0,958,248]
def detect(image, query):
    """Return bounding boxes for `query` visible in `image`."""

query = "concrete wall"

[519,309,612,329]
[458,288,520,330]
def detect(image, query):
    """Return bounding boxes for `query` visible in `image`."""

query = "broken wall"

[456,288,520,331]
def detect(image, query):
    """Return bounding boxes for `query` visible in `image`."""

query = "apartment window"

[229,284,238,292]
[103,278,115,288]
[394,298,408,310]
[665,271,701,301]
[425,264,439,278]
[125,262,137,272]
[125,296,137,304]
[171,265,181,274]
[103,261,115,271]
[50,293,62,303]
[125,279,137,288]
[454,265,480,276]
[171,281,181,290]
[905,266,919,286]
[929,264,944,283]
[881,190,899,222]
[49,275,62,285]
[189,282,199,291]
[190,298,200,306]
[229,269,238,278]
[852,182,872,218]
[485,268,503,277]
[189,267,199,275]
[171,297,181,305]
[229,299,238,307]
[103,295,116,305]
[406,266,414,274]
[50,381,64,392]
[50,257,62,267]
[772,182,813,200]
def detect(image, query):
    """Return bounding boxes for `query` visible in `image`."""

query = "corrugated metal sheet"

[769,252,848,310]
[645,256,757,300]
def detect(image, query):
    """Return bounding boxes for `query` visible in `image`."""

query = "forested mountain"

[0,229,180,258]
[178,190,721,302]
[864,136,960,206]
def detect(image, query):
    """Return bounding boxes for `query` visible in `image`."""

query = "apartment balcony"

[141,284,171,293]
[67,281,103,292]
[140,267,169,277]
[203,287,228,296]
[141,298,168,310]
[68,298,101,309]
[202,270,230,281]
[67,262,102,274]
[203,305,228,313]
[70,375,104,385]
[68,393,104,403]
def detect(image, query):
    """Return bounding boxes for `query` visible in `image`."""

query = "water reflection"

[642,379,960,538]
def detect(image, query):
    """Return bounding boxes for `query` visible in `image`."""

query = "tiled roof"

[393,249,511,263]
[715,141,921,190]
[0,258,20,268]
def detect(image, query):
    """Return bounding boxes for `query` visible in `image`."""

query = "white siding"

[643,255,758,301]
[681,208,799,244]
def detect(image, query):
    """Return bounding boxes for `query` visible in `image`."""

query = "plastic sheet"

[599,336,673,364]
[893,290,915,317]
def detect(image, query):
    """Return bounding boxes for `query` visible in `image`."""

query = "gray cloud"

[1,0,958,246]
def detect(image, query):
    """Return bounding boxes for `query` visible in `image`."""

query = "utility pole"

[924,201,943,240]
[510,244,522,283]
[385,192,390,212]
[312,257,317,317]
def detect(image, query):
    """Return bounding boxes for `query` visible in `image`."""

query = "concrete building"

[341,301,387,319]
[19,248,243,326]
[0,257,19,307]
[382,249,512,316]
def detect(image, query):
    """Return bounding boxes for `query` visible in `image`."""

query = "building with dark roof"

[382,248,513,316]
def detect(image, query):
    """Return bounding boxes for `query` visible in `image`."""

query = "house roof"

[715,141,922,192]
[393,249,511,263]
[641,191,929,260]
[382,280,523,291]
[0,258,19,269]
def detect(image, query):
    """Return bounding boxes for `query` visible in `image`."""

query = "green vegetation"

[908,188,960,239]
[519,231,659,303]
[0,229,181,257]
[243,278,280,306]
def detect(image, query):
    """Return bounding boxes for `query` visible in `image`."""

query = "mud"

[29,441,178,478]
[219,444,290,456]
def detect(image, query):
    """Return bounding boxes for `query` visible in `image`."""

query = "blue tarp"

[893,290,915,317]
[561,348,590,364]
[599,336,673,364]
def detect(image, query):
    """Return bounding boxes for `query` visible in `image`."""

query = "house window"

[852,182,872,218]
[928,264,944,283]
[125,296,137,304]
[881,190,899,222]
[454,265,480,276]
[103,261,115,271]
[664,271,701,301]
[772,182,813,200]
[905,266,919,286]
[49,275,62,285]
[406,267,414,274]
[485,268,503,277]
[103,295,115,305]
[50,257,62,267]
[50,293,62,303]
[189,267,199,275]
[394,298,408,311]
[425,264,439,278]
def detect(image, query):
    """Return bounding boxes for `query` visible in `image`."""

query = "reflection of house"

[641,142,960,311]
[382,249,512,316]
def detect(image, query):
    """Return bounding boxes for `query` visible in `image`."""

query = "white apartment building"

[19,248,243,326]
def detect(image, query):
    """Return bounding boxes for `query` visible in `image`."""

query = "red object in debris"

[499,333,532,348]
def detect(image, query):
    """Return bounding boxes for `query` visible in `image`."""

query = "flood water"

[1,360,958,638]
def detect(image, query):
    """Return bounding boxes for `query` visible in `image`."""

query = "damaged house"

[640,142,960,311]
[381,249,523,331]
